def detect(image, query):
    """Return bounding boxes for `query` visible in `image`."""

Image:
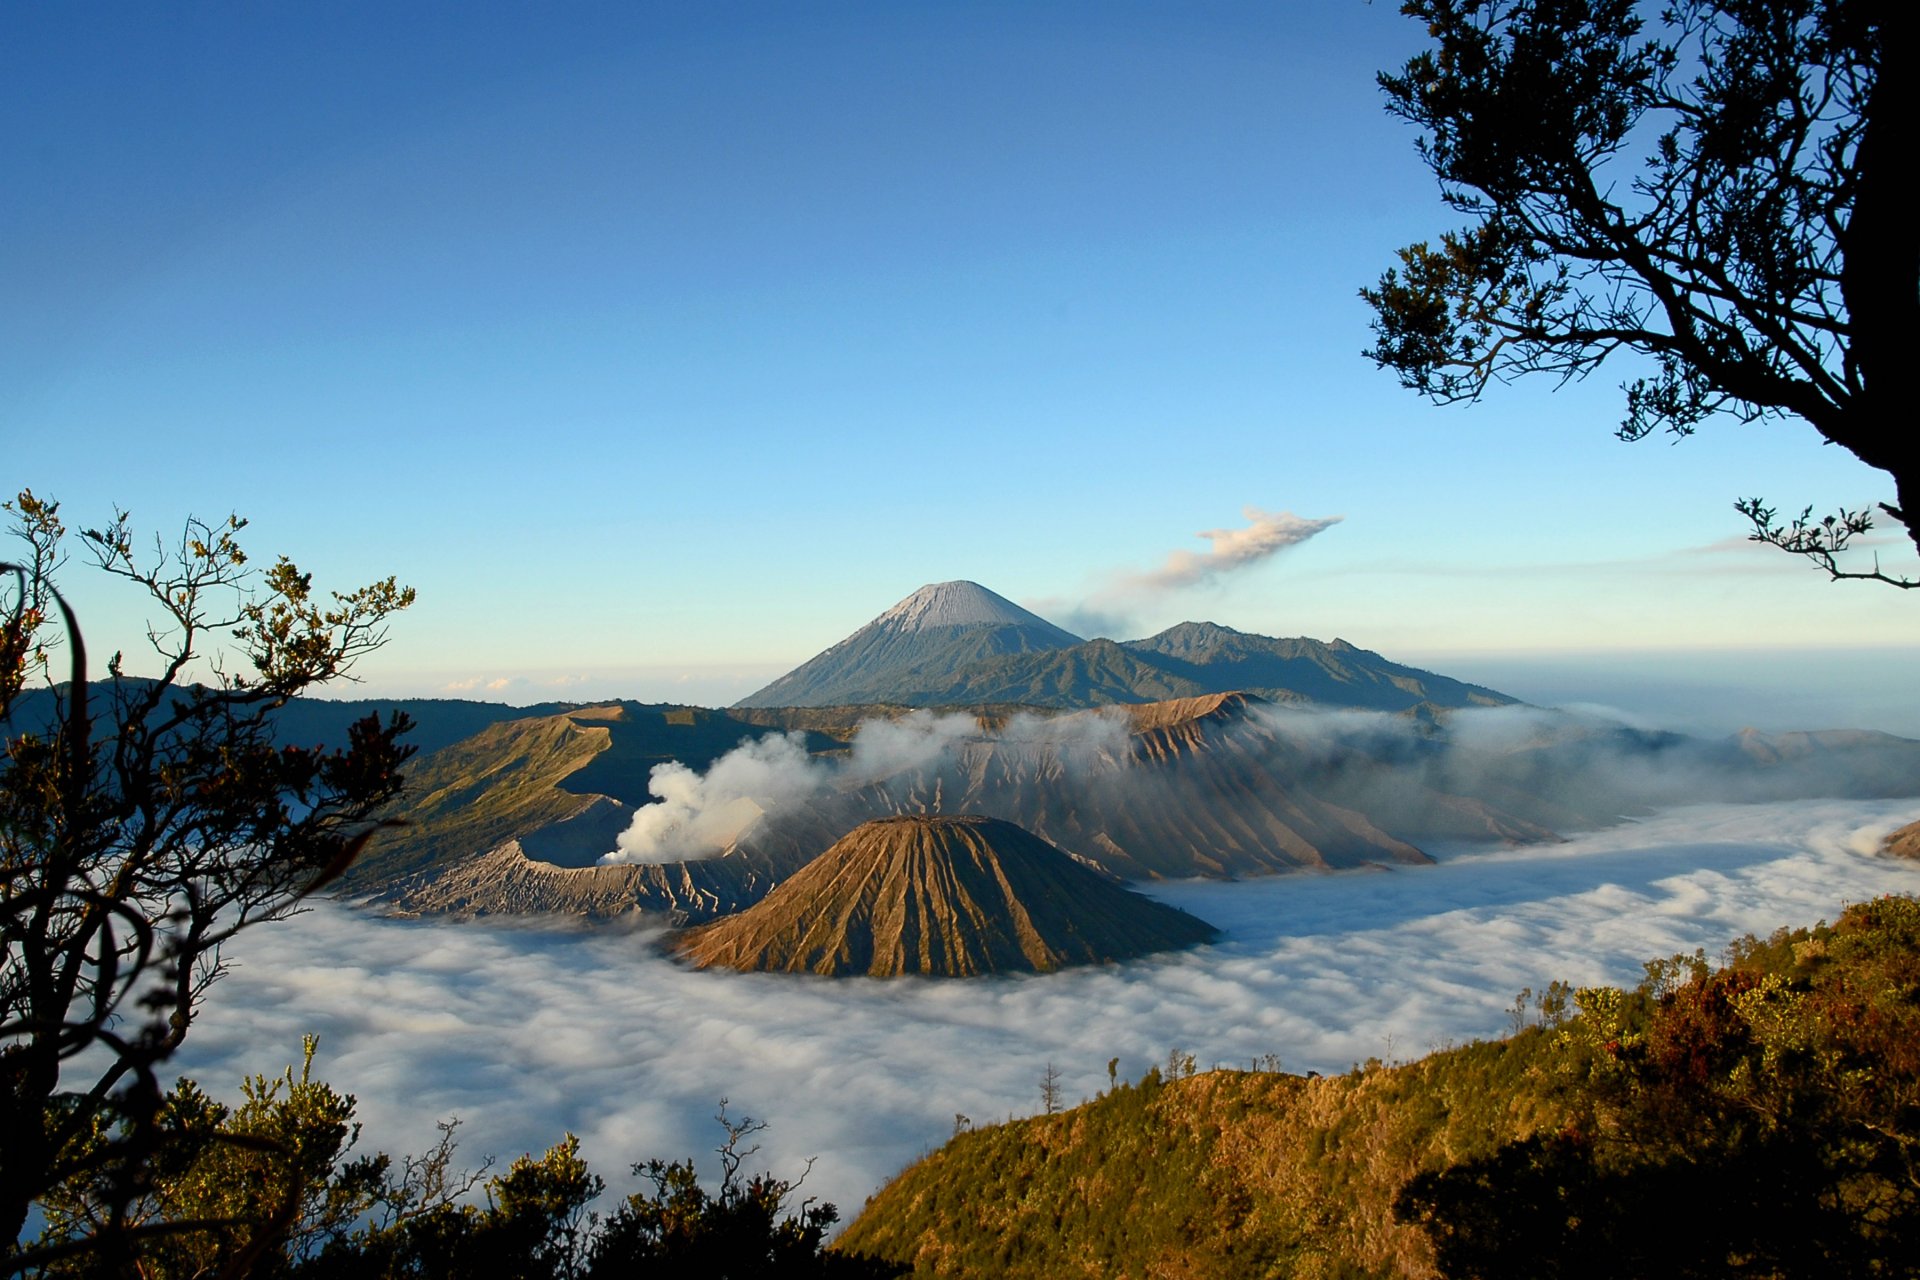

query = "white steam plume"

[603,710,1132,865]
[1043,506,1343,637]
[605,696,1917,866]
[612,732,820,864]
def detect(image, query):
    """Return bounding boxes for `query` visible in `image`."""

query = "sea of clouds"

[170,796,1920,1224]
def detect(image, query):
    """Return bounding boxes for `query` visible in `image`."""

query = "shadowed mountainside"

[733,580,1515,712]
[673,815,1218,977]
[737,581,1085,709]
[878,622,1517,712]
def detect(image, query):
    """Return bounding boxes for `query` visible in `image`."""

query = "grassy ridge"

[345,711,614,887]
[345,703,848,891]
[841,1043,1568,1278]
[841,896,1920,1277]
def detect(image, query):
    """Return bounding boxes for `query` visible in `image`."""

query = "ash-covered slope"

[735,581,1084,709]
[673,815,1217,977]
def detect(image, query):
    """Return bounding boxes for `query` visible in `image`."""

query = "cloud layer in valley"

[603,697,1908,867]
[176,798,1920,1225]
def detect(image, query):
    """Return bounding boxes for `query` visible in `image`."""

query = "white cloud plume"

[177,798,1920,1226]
[1040,506,1343,637]
[1130,507,1343,591]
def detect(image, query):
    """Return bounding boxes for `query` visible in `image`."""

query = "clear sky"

[6,2,1916,723]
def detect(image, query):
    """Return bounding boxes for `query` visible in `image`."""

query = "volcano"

[735,583,1512,712]
[671,814,1218,977]
[734,581,1085,709]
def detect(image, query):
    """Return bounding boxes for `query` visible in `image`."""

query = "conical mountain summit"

[735,582,1084,709]
[672,814,1218,977]
[873,580,1078,635]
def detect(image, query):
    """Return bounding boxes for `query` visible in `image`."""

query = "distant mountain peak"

[874,581,1079,637]
[734,582,1083,709]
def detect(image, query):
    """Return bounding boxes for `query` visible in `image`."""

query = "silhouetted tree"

[587,1101,903,1278]
[2,490,415,1272]
[1364,0,1916,585]
[1038,1063,1062,1115]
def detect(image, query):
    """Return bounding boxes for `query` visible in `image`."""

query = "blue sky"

[6,2,1916,723]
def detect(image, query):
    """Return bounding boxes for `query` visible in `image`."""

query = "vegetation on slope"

[760,624,1517,714]
[841,894,1920,1278]
[26,1039,904,1278]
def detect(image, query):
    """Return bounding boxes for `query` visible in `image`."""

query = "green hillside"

[840,895,1920,1277]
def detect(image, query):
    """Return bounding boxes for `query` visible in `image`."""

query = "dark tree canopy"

[1364,0,1916,586]
[2,491,416,1270]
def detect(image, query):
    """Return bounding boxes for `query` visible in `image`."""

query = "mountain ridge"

[735,583,1514,711]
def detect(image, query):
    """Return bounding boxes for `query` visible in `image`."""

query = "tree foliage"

[27,1043,900,1280]
[586,1101,899,1278]
[1364,0,1916,585]
[2,490,416,1270]
[1399,894,1920,1276]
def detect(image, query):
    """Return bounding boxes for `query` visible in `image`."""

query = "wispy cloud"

[179,799,1920,1225]
[1129,507,1343,591]
[441,675,535,694]
[1036,506,1343,638]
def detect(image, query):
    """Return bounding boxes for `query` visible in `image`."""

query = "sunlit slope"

[347,709,615,887]
[345,703,846,920]
[731,694,1550,880]
[674,815,1218,977]
[840,897,1920,1277]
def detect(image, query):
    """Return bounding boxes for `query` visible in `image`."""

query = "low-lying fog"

[173,798,1920,1224]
